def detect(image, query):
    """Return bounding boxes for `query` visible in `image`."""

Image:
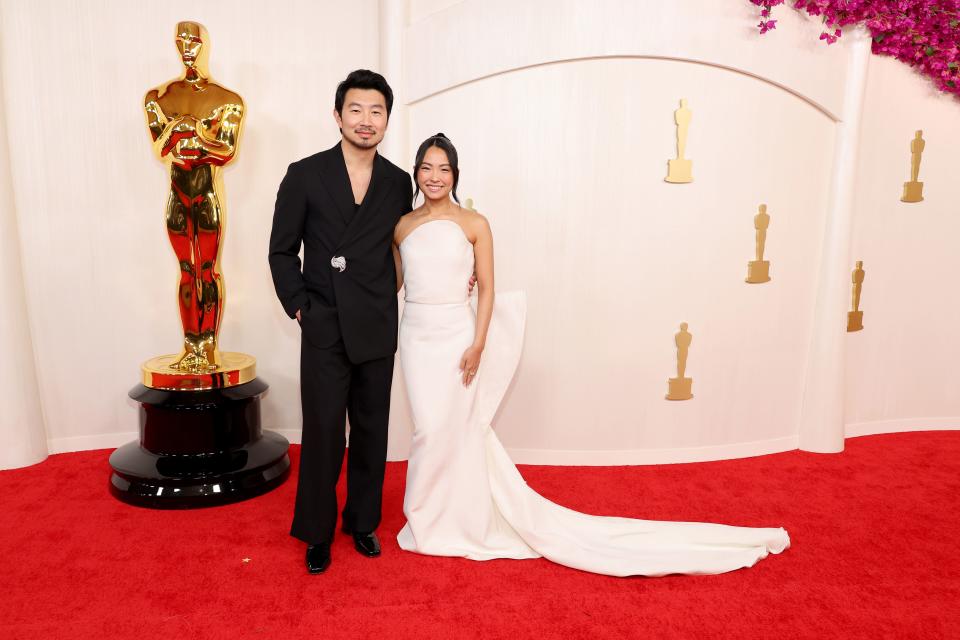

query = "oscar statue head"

[175,21,210,78]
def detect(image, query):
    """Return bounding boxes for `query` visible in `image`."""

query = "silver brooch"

[331,256,346,272]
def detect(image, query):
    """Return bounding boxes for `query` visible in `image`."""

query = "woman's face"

[417,145,454,202]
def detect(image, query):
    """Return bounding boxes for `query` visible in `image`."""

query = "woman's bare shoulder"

[460,208,491,241]
[395,208,425,239]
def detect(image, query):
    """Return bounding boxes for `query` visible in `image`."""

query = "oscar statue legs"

[166,164,225,371]
[291,337,393,545]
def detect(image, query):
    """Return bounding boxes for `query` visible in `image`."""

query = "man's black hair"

[335,69,394,116]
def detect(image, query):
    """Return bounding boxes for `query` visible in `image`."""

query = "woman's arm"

[461,214,494,386]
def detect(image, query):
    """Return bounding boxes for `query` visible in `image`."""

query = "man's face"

[335,88,388,150]
[176,24,204,68]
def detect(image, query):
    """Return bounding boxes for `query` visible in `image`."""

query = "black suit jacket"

[269,142,413,364]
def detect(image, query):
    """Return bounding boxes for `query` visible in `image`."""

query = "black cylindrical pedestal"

[109,378,290,508]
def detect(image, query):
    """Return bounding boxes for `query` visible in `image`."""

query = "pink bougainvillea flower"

[748,0,960,97]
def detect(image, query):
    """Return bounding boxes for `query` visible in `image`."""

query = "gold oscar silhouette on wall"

[465,198,476,211]
[901,130,925,203]
[665,99,693,184]
[746,204,771,284]
[666,323,694,400]
[847,261,865,332]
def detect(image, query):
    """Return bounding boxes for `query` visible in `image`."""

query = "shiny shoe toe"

[351,531,381,557]
[306,543,331,574]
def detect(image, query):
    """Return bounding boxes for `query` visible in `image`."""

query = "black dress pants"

[290,337,395,544]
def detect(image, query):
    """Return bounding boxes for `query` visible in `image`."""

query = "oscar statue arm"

[144,89,191,160]
[193,100,244,165]
[268,163,310,319]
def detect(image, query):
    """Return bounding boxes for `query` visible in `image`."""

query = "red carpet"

[1,431,957,639]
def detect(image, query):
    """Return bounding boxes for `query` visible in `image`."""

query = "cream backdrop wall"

[0,0,956,470]
[846,54,960,437]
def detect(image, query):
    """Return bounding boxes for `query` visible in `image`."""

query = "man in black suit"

[268,70,411,574]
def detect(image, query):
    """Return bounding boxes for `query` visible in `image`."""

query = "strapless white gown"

[396,219,789,576]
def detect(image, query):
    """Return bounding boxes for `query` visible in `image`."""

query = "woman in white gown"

[391,134,789,577]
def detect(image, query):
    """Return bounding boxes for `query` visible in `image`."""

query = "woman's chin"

[422,191,450,203]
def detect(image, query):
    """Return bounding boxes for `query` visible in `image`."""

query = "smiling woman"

[392,133,790,576]
[412,133,461,205]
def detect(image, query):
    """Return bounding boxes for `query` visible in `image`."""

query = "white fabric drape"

[0,33,47,470]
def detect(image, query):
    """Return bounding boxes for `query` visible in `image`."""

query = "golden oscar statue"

[142,20,254,388]
[110,22,289,508]
[665,99,693,184]
[745,204,771,284]
[666,322,694,401]
[901,130,925,203]
[847,260,865,332]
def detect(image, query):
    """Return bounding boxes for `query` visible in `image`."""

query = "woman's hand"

[459,344,483,386]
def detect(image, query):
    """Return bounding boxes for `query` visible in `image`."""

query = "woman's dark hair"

[334,69,394,116]
[413,133,460,205]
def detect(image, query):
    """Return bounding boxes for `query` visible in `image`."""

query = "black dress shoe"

[306,543,331,574]
[350,531,381,557]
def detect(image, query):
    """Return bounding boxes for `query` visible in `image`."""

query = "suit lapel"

[316,143,355,225]
[337,153,394,250]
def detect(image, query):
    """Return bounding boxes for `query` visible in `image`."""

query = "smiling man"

[268,70,413,574]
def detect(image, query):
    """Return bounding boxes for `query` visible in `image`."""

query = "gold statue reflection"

[144,21,244,372]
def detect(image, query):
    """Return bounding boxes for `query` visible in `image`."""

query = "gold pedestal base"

[746,260,771,284]
[666,377,693,401]
[665,159,692,183]
[901,181,923,203]
[847,311,863,333]
[142,352,257,391]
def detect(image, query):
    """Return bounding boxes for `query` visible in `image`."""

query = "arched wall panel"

[404,0,849,118]
[386,54,837,463]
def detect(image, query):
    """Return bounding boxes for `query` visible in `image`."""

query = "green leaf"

[925,45,935,56]
[949,62,959,70]
[873,34,886,43]
[951,20,959,28]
